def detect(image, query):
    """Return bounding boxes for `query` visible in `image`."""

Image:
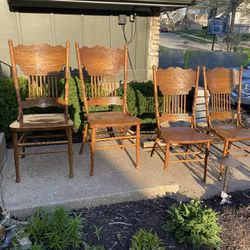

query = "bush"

[240,47,250,67]
[119,80,158,126]
[0,77,27,139]
[0,77,86,139]
[67,77,85,132]
[26,207,83,250]
[164,199,221,249]
[71,78,157,126]
[130,229,165,250]
[0,77,157,139]
[126,81,155,117]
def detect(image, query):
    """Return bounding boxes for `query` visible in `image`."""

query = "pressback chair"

[75,43,141,176]
[203,66,250,178]
[8,39,74,182]
[151,66,212,182]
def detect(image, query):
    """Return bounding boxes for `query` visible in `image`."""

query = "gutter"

[8,0,195,15]
[36,0,190,7]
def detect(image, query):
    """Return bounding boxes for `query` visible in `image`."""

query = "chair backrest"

[75,43,128,114]
[8,39,70,122]
[152,66,199,129]
[203,66,242,127]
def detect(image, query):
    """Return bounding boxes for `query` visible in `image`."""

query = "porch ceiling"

[8,0,196,15]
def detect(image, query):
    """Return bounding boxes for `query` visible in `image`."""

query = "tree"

[194,0,250,51]
[195,0,246,33]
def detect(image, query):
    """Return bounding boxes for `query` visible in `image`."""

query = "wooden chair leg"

[203,142,210,183]
[67,128,74,178]
[219,140,229,180]
[119,128,125,150]
[164,143,170,172]
[136,124,140,170]
[90,127,96,176]
[21,132,26,159]
[13,131,20,183]
[79,124,88,154]
[151,137,159,157]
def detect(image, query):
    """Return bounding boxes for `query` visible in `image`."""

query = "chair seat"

[159,127,212,144]
[10,113,74,131]
[213,125,250,141]
[88,112,141,128]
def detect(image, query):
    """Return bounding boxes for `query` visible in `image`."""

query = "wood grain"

[203,66,250,179]
[8,39,73,182]
[75,43,141,176]
[151,65,211,183]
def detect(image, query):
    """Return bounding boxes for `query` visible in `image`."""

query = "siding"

[0,0,149,81]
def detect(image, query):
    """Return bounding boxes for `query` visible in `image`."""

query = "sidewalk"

[240,40,250,49]
[1,142,250,218]
[161,32,250,51]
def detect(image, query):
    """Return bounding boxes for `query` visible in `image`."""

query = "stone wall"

[147,15,160,80]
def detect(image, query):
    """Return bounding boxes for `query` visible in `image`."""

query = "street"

[160,32,225,51]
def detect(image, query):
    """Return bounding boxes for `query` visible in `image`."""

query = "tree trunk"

[227,1,238,52]
[229,3,237,34]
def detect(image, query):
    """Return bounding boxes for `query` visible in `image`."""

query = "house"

[0,0,194,80]
[161,0,250,32]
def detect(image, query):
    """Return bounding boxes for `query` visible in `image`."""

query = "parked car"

[160,27,168,33]
[231,69,250,107]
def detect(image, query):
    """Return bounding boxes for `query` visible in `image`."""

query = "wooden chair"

[151,66,212,182]
[75,43,141,176]
[203,66,250,179]
[8,39,74,182]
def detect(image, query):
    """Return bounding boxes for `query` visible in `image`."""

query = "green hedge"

[0,77,157,139]
[0,77,27,139]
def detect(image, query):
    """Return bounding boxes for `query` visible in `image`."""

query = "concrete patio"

[1,141,250,218]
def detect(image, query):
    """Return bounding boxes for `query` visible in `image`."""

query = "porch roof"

[8,0,196,15]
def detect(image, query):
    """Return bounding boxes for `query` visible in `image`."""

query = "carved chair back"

[203,67,243,127]
[8,39,70,122]
[152,66,199,129]
[75,43,128,115]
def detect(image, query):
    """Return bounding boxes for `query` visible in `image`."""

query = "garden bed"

[73,189,250,249]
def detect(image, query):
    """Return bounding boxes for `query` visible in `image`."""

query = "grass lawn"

[173,29,250,44]
[172,29,214,43]
[241,33,250,41]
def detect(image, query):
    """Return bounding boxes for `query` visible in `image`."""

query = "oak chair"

[151,66,212,182]
[8,39,74,182]
[203,66,250,179]
[75,43,141,176]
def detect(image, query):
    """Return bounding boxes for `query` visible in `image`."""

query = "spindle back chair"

[8,39,74,182]
[154,67,198,128]
[76,44,126,113]
[203,66,250,179]
[151,66,212,182]
[75,43,141,176]
[204,67,241,126]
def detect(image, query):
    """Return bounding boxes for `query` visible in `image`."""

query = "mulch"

[74,189,250,250]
